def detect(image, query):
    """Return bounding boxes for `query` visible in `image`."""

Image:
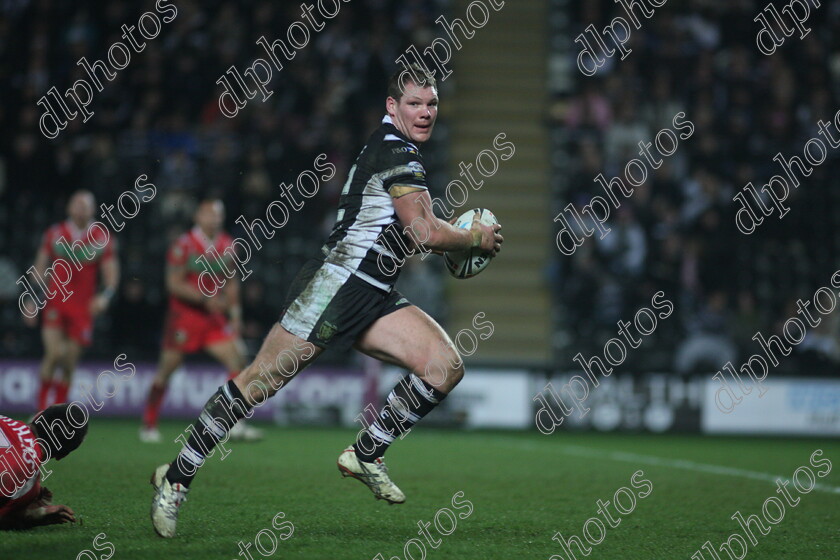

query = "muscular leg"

[166,324,321,487]
[204,339,246,375]
[54,338,83,404]
[354,305,464,393]
[351,306,463,461]
[233,324,322,404]
[60,339,83,383]
[37,328,66,409]
[143,349,185,430]
[153,349,186,386]
[206,338,260,440]
[40,327,66,380]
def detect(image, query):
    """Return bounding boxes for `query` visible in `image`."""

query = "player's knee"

[154,368,176,384]
[421,347,464,392]
[220,350,246,373]
[43,345,63,363]
[446,343,465,373]
[50,354,71,374]
[60,355,76,373]
[448,359,465,387]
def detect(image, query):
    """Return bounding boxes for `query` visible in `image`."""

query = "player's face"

[67,192,95,225]
[195,201,224,236]
[387,83,438,144]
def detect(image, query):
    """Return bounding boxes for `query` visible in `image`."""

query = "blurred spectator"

[732,291,762,355]
[553,1,840,374]
[595,206,647,280]
[674,291,737,374]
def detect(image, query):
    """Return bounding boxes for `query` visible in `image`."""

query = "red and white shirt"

[0,416,43,516]
[167,226,235,307]
[40,220,116,306]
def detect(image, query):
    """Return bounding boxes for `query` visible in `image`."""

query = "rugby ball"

[444,208,498,279]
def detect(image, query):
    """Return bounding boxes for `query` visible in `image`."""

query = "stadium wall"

[0,360,372,426]
[1,361,836,436]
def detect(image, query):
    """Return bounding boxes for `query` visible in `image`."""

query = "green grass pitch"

[2,419,838,560]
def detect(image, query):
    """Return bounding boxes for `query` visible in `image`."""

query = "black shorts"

[278,259,412,350]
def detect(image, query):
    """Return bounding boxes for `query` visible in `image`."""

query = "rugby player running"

[150,64,503,538]
[26,191,119,411]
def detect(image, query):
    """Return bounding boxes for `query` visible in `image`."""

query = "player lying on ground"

[150,64,503,538]
[25,190,119,411]
[140,200,261,443]
[0,405,88,529]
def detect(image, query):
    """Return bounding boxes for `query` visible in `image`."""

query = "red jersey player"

[141,199,261,443]
[0,404,87,529]
[25,191,119,410]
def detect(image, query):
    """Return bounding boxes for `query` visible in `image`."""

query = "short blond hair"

[388,63,437,101]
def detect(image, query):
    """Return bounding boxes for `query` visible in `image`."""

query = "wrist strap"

[470,227,482,248]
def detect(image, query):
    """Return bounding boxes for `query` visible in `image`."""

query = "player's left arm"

[0,488,75,529]
[91,252,120,316]
[393,191,502,256]
[419,215,468,255]
[385,154,501,256]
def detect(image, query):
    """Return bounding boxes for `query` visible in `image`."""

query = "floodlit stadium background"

[2,2,840,559]
[1,2,839,439]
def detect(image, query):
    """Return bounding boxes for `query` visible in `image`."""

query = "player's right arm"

[165,239,209,305]
[32,247,50,279]
[165,245,227,313]
[393,190,502,256]
[90,248,120,316]
[166,262,216,308]
[32,227,57,281]
[223,275,242,334]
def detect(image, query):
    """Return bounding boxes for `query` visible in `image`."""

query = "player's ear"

[386,96,397,117]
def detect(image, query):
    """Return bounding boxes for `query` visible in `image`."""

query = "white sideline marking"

[558,444,840,495]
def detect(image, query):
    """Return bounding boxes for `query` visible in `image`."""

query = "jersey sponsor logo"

[187,255,232,274]
[407,161,425,178]
[318,320,338,342]
[54,240,106,264]
[395,297,409,306]
[391,146,418,155]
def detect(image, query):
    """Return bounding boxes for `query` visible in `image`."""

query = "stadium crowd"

[3,0,840,376]
[0,0,449,362]
[553,0,840,374]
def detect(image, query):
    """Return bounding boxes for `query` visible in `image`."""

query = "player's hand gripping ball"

[444,208,498,279]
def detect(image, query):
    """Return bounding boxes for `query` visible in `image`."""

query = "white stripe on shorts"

[281,263,351,340]
[354,269,391,292]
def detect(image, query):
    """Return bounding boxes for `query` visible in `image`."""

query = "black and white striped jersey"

[320,115,428,291]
